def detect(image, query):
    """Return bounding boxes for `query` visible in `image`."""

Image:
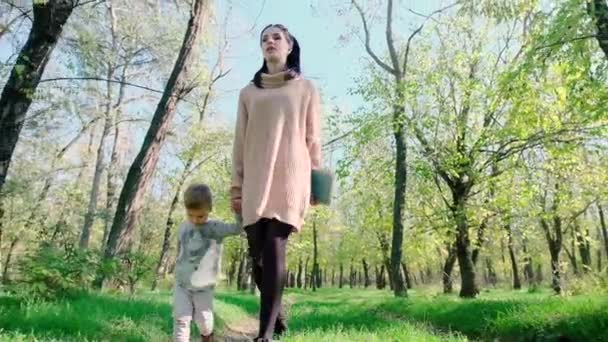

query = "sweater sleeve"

[306,82,322,170]
[231,90,248,200]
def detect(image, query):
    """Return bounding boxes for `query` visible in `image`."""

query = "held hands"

[231,197,242,215]
[310,193,318,206]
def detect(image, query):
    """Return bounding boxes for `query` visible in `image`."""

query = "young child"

[173,183,243,342]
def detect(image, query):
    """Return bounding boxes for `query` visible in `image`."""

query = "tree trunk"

[597,226,603,273]
[443,243,457,294]
[151,158,191,290]
[486,258,497,286]
[390,112,408,297]
[297,258,303,288]
[565,229,579,276]
[80,89,114,249]
[377,265,386,289]
[549,244,562,294]
[575,223,592,273]
[505,224,521,290]
[535,263,543,284]
[472,218,488,266]
[401,262,412,289]
[103,108,123,250]
[522,237,535,285]
[236,252,246,291]
[304,258,309,290]
[599,204,608,260]
[1,236,18,283]
[316,267,322,289]
[312,218,319,292]
[451,189,479,298]
[101,0,208,270]
[541,203,563,295]
[349,261,355,288]
[339,263,344,288]
[0,201,3,275]
[289,271,296,288]
[0,0,75,194]
[589,0,608,58]
[228,255,238,287]
[362,258,370,288]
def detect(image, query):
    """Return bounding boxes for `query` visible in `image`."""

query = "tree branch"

[40,77,165,95]
[385,0,401,77]
[403,2,460,75]
[351,0,396,75]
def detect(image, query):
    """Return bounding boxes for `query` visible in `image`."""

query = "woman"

[230,24,322,341]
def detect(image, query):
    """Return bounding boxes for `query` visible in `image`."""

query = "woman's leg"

[258,219,292,339]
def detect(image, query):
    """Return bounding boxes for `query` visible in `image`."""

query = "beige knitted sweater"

[230,71,322,231]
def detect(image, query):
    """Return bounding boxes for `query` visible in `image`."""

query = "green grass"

[0,291,175,341]
[1,287,607,341]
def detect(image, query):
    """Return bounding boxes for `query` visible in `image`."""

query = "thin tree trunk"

[575,223,592,273]
[349,261,355,288]
[312,218,319,292]
[505,224,521,289]
[103,108,123,250]
[597,226,603,273]
[339,263,344,288]
[486,258,497,286]
[0,0,76,194]
[297,258,303,288]
[535,263,543,284]
[304,257,309,290]
[541,209,563,295]
[565,229,579,276]
[101,0,208,270]
[80,88,114,249]
[443,243,457,294]
[362,258,370,288]
[1,236,18,283]
[522,237,535,285]
[236,252,246,291]
[401,262,412,289]
[549,244,561,294]
[151,158,191,290]
[599,204,608,259]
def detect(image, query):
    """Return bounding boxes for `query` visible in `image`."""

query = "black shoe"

[273,317,287,337]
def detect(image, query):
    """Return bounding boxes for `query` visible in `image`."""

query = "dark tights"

[245,218,292,340]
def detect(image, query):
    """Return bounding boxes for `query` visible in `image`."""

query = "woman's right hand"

[231,198,242,215]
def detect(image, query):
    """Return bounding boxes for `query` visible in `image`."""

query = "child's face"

[186,207,210,225]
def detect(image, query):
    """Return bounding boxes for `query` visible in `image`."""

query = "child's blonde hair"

[183,183,213,210]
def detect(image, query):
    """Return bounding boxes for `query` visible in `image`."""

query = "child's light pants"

[173,285,214,341]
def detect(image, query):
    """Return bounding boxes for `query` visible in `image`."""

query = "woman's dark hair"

[253,24,301,88]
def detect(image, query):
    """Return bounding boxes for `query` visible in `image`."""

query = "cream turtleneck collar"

[260,69,299,88]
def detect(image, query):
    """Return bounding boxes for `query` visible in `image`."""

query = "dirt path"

[215,294,296,342]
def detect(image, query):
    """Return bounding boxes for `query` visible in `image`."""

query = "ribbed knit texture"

[231,71,322,231]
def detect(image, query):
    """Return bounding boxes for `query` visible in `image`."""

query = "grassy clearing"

[1,287,606,341]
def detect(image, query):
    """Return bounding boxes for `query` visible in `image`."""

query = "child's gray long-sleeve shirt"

[174,218,242,292]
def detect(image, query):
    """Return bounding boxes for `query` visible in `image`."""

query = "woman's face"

[261,26,292,64]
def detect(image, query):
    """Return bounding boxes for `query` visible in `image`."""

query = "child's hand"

[231,198,242,215]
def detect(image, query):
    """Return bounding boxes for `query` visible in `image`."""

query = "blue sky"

[210,0,443,127]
